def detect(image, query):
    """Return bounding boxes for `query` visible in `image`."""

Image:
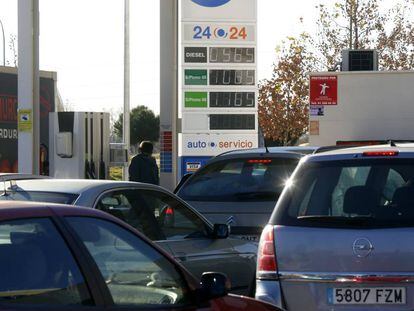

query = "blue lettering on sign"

[191,0,231,8]
[187,141,207,149]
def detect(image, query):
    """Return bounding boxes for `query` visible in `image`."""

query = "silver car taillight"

[257,224,278,280]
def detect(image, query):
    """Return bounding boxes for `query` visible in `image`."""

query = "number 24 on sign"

[193,26,247,40]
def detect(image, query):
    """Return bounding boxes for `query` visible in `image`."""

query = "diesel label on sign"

[184,47,207,63]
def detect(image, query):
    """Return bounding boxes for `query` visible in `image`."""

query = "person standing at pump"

[129,141,159,185]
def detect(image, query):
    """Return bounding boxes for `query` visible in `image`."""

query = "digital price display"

[210,92,255,108]
[209,70,255,86]
[209,47,254,63]
[210,114,255,130]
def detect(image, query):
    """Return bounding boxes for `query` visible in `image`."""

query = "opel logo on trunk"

[353,238,374,258]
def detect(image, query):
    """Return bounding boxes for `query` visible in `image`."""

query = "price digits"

[210,114,255,130]
[210,92,255,108]
[209,47,254,63]
[209,70,255,86]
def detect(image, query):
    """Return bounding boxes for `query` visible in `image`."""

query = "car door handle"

[175,252,187,262]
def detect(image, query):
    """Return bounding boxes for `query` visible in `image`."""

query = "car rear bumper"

[271,271,414,310]
[255,279,284,309]
[278,271,414,283]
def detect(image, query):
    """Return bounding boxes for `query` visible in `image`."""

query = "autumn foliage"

[258,36,313,146]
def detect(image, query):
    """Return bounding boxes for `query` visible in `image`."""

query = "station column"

[18,0,40,174]
[159,0,179,190]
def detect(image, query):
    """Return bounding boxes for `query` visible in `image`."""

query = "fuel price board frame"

[181,0,258,156]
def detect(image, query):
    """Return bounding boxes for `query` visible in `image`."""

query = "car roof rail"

[314,140,414,154]
[386,140,414,146]
[214,149,247,157]
[314,145,359,154]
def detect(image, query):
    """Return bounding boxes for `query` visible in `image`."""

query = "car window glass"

[98,193,132,222]
[141,191,208,240]
[179,158,299,202]
[97,190,164,241]
[383,169,406,202]
[0,218,91,306]
[297,179,317,216]
[331,167,370,215]
[66,217,191,306]
[280,160,414,228]
[220,161,243,174]
[97,190,208,241]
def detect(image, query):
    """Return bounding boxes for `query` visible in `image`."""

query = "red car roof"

[0,201,282,310]
[0,201,112,221]
[0,201,200,288]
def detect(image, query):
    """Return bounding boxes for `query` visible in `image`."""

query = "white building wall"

[309,71,414,146]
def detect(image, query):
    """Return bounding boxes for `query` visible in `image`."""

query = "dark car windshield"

[178,157,299,202]
[272,158,414,228]
[0,191,78,205]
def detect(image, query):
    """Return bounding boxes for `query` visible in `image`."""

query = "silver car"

[1,179,257,296]
[256,144,414,310]
[176,147,316,242]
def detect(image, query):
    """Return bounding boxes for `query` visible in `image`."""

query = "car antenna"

[388,140,397,147]
[264,139,270,153]
[259,128,269,153]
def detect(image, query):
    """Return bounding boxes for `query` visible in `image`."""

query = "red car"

[0,201,282,311]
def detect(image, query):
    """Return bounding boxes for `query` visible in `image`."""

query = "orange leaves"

[258,37,312,146]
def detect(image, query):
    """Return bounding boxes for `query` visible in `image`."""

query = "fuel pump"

[49,112,110,179]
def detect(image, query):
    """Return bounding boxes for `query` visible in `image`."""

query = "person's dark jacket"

[129,153,159,185]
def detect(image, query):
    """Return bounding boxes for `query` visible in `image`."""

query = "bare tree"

[310,0,414,70]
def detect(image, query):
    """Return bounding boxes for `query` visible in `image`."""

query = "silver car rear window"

[0,191,78,205]
[272,159,414,228]
[178,158,298,202]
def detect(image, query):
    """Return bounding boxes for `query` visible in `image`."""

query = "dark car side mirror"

[199,272,231,301]
[212,224,230,239]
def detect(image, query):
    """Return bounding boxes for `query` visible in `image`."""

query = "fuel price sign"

[181,0,258,156]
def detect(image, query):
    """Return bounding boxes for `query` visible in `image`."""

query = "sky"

[0,0,325,116]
